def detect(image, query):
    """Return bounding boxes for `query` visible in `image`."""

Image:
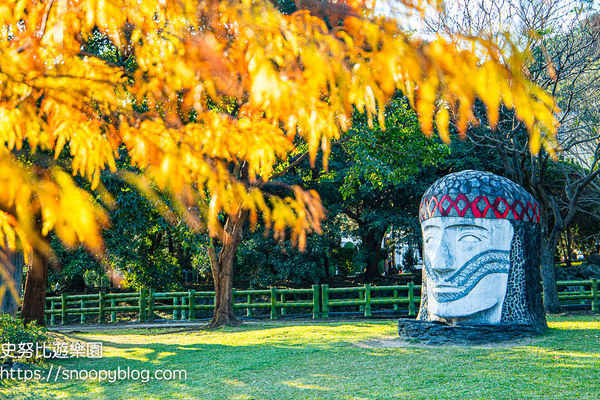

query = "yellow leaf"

[435,107,450,144]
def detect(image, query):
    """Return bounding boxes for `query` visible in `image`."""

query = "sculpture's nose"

[430,237,455,277]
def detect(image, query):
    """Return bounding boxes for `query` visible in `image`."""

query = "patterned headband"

[419,170,540,224]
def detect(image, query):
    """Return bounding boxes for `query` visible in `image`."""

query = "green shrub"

[0,314,49,363]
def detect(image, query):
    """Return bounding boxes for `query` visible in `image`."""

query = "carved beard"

[424,250,510,303]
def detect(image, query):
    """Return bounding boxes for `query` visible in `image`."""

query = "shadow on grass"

[3,317,599,400]
[2,339,342,400]
[531,318,600,353]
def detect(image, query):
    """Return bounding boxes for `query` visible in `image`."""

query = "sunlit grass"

[2,316,599,399]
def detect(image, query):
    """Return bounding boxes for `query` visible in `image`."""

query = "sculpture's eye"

[425,235,435,245]
[459,234,481,243]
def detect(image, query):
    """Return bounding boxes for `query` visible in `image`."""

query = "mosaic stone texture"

[420,170,540,223]
[397,319,540,344]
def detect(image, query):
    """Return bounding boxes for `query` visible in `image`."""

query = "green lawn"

[2,316,600,400]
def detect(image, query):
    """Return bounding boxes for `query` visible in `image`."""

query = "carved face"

[421,217,514,324]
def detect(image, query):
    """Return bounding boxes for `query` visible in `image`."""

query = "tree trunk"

[559,233,568,266]
[361,229,385,281]
[540,235,561,313]
[0,250,24,316]
[535,185,565,314]
[565,228,573,268]
[208,210,247,328]
[20,249,48,326]
[323,256,330,278]
[168,232,175,255]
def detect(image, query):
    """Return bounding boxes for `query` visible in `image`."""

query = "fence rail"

[321,283,419,318]
[40,279,599,325]
[557,279,599,311]
[42,284,422,325]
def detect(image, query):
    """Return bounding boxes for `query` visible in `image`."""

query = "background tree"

[428,0,600,312]
[48,158,212,293]
[266,95,447,281]
[0,0,558,326]
[236,219,342,287]
[329,96,447,279]
[241,98,506,284]
[553,161,600,266]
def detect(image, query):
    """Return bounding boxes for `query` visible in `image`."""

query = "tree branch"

[269,151,309,181]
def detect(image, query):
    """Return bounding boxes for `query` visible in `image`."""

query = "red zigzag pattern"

[420,195,540,223]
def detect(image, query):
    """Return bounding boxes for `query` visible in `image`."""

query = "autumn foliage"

[0,0,557,276]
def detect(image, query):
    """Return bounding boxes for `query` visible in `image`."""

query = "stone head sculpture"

[418,170,546,332]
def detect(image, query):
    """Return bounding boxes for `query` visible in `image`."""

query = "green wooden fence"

[44,285,324,326]
[42,284,421,325]
[557,279,599,311]
[320,283,419,318]
[41,279,599,326]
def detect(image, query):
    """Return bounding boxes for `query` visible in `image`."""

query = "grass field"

[2,315,599,400]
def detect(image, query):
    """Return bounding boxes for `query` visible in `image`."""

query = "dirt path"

[48,320,212,333]
[48,318,391,333]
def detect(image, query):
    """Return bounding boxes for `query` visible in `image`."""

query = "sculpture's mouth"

[433,284,458,291]
[431,285,462,298]
[424,250,510,303]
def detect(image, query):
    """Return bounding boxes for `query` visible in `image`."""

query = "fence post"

[231,289,237,318]
[393,289,399,311]
[179,297,188,321]
[312,284,320,319]
[280,293,286,316]
[98,292,105,323]
[181,296,188,320]
[359,289,364,312]
[60,294,67,325]
[173,296,179,320]
[321,284,329,318]
[592,279,598,312]
[110,298,116,323]
[364,284,371,317]
[148,289,155,322]
[188,290,196,320]
[80,299,86,324]
[408,282,415,316]
[50,301,56,326]
[270,287,277,320]
[138,288,147,322]
[247,293,253,317]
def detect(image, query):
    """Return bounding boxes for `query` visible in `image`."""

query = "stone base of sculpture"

[397,319,543,345]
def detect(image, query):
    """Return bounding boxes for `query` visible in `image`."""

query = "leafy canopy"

[0,0,558,258]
